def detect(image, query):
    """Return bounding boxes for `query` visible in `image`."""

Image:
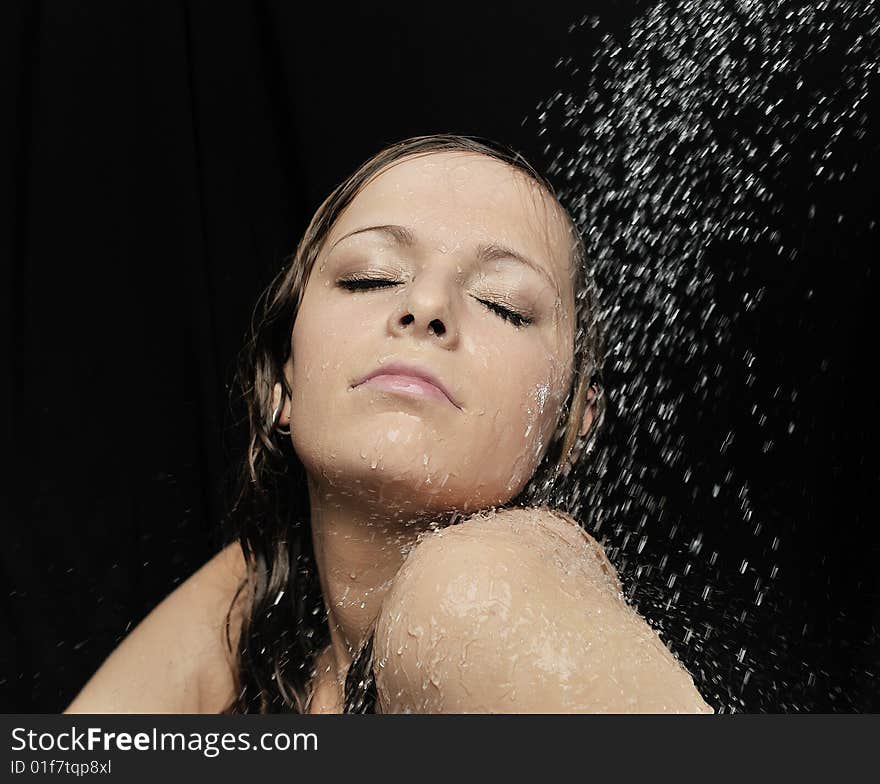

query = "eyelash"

[337,276,398,291]
[337,276,533,328]
[478,301,533,328]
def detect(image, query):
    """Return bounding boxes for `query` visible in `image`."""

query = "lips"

[354,361,460,408]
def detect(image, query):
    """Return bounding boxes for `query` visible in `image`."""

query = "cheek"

[287,292,350,413]
[284,292,361,478]
[471,328,570,419]
[463,331,571,471]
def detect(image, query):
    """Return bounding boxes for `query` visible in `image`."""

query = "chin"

[305,448,523,517]
[292,412,540,514]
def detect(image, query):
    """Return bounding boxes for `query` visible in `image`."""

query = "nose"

[388,270,460,347]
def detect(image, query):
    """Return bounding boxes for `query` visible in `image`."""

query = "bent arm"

[64,543,247,714]
[374,507,712,714]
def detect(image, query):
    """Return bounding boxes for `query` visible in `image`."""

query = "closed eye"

[337,277,532,328]
[337,276,400,291]
[474,298,533,328]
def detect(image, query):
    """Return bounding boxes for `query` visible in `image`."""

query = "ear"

[578,385,598,438]
[271,382,285,426]
[271,359,295,427]
[566,385,598,468]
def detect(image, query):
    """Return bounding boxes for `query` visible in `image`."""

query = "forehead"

[327,151,573,294]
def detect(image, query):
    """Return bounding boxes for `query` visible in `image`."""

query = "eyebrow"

[328,224,558,293]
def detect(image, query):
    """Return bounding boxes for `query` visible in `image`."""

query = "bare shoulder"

[64,543,248,714]
[413,505,622,594]
[495,506,622,591]
[375,507,712,714]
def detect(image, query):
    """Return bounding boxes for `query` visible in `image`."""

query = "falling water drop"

[525,0,879,713]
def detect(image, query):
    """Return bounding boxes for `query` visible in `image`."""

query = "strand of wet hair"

[343,627,378,713]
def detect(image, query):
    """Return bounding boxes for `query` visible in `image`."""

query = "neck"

[306,476,451,706]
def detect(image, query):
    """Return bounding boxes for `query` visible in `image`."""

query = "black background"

[1,1,877,712]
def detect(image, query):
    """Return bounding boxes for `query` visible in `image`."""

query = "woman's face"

[283,151,578,516]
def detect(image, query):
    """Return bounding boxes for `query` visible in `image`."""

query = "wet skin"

[374,507,712,713]
[273,151,710,713]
